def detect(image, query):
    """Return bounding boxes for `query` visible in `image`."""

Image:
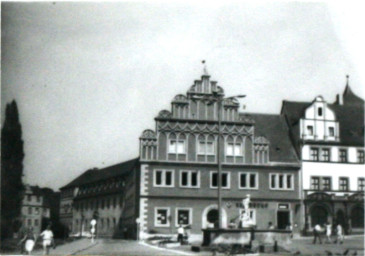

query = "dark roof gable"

[239,113,299,163]
[60,157,139,190]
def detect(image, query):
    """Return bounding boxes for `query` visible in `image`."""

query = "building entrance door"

[351,207,364,228]
[311,205,328,226]
[277,211,290,229]
[207,209,219,228]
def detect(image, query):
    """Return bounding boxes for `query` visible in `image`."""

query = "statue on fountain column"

[240,194,254,228]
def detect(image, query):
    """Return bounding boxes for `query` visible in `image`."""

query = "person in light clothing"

[335,223,344,244]
[40,225,54,255]
[177,224,185,245]
[325,222,332,243]
[312,224,322,244]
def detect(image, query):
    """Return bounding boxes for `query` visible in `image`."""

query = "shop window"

[270,173,293,190]
[176,208,192,226]
[155,208,170,227]
[239,172,258,189]
[307,126,313,135]
[339,177,349,191]
[339,149,347,163]
[358,178,365,191]
[358,150,364,163]
[180,170,200,188]
[226,143,242,156]
[310,148,319,161]
[210,172,230,189]
[239,209,256,225]
[321,148,330,162]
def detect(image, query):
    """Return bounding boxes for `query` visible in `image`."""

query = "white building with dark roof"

[281,77,364,234]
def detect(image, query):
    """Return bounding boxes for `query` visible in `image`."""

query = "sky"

[2,1,365,191]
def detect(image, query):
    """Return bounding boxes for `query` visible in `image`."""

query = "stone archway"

[202,204,227,229]
[310,204,329,227]
[351,206,364,228]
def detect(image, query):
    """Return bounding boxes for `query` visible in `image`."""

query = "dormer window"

[318,107,322,116]
[307,125,313,135]
[328,127,334,137]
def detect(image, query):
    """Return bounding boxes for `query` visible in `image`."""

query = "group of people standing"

[313,222,344,244]
[19,225,55,255]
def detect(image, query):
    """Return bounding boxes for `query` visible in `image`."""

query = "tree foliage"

[1,100,25,240]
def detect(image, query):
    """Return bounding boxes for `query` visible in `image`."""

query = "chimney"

[334,94,342,105]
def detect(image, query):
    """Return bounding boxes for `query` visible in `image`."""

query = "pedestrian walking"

[177,224,185,245]
[335,223,344,244]
[312,223,322,244]
[325,222,332,243]
[19,227,36,255]
[40,225,54,255]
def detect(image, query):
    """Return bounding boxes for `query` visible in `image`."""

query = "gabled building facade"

[137,71,302,239]
[21,185,51,235]
[281,78,365,234]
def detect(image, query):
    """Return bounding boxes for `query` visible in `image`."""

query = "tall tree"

[1,100,25,240]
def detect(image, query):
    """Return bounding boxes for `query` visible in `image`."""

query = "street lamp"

[192,90,246,229]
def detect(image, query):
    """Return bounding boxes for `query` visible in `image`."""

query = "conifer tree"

[1,100,25,240]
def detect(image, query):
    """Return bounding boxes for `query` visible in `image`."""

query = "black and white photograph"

[1,1,364,255]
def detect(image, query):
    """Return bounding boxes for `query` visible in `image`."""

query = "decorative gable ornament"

[158,110,172,118]
[254,136,270,145]
[140,129,157,140]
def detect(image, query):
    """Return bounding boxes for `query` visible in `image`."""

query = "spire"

[342,74,364,106]
[202,60,209,76]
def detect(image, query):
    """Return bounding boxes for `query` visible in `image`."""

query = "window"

[180,170,200,188]
[198,141,215,155]
[329,127,335,137]
[318,107,322,116]
[358,178,365,191]
[321,149,330,162]
[34,219,39,226]
[358,150,364,163]
[339,149,347,163]
[28,207,32,214]
[226,143,242,156]
[36,196,41,202]
[27,195,31,201]
[339,177,349,191]
[270,174,293,190]
[311,177,320,190]
[239,172,258,189]
[322,177,331,190]
[155,208,170,227]
[176,208,192,226]
[27,219,31,226]
[307,126,313,135]
[154,169,174,187]
[310,148,319,161]
[210,171,230,189]
[169,140,185,154]
[35,208,39,215]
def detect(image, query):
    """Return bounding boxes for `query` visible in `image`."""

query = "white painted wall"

[301,96,339,141]
[302,161,365,190]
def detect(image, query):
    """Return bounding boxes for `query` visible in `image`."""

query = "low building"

[281,77,365,234]
[59,159,139,238]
